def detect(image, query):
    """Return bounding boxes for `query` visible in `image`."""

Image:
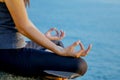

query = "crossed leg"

[25,40,68,80]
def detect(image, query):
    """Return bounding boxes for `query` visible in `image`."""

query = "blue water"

[27,0,120,80]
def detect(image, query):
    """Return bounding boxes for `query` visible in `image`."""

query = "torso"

[0,0,26,49]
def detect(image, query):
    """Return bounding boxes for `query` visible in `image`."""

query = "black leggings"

[0,41,87,77]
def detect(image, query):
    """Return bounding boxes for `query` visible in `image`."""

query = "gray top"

[0,2,26,49]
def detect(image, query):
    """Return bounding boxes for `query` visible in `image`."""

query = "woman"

[0,0,92,80]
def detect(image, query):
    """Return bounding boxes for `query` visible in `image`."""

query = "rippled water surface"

[27,0,120,80]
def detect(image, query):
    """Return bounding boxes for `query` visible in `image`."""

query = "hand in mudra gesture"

[45,28,65,41]
[62,40,92,58]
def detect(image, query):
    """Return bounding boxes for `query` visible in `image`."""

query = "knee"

[77,58,88,76]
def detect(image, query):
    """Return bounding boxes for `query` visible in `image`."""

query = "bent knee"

[77,58,88,76]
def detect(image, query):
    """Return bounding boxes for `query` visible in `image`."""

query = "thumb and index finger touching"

[71,40,92,54]
[46,28,61,36]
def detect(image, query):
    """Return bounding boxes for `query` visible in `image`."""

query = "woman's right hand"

[61,41,92,58]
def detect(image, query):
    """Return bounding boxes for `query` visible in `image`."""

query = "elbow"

[15,20,31,34]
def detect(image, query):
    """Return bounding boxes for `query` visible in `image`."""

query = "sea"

[26,0,120,80]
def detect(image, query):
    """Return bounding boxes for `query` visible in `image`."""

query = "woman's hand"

[61,41,92,58]
[45,28,65,41]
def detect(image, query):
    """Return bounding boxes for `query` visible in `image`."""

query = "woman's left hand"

[45,28,65,40]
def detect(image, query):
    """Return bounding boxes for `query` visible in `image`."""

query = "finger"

[72,40,80,47]
[85,44,92,54]
[46,28,60,36]
[54,28,60,36]
[79,41,85,50]
[45,28,54,35]
[50,27,56,30]
[60,30,65,38]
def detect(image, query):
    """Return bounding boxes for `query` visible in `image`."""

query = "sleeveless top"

[0,2,26,49]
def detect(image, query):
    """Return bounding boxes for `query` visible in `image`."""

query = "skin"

[3,0,92,58]
[45,28,65,41]
[1,0,92,79]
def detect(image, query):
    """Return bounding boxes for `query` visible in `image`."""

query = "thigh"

[20,48,80,72]
[25,48,87,78]
[0,48,86,77]
[24,41,78,72]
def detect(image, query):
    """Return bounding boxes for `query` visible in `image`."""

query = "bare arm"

[4,0,92,58]
[4,0,63,55]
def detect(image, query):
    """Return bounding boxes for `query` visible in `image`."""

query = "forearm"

[18,21,64,56]
[16,26,48,40]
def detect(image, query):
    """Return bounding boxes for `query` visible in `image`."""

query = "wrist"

[54,46,66,56]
